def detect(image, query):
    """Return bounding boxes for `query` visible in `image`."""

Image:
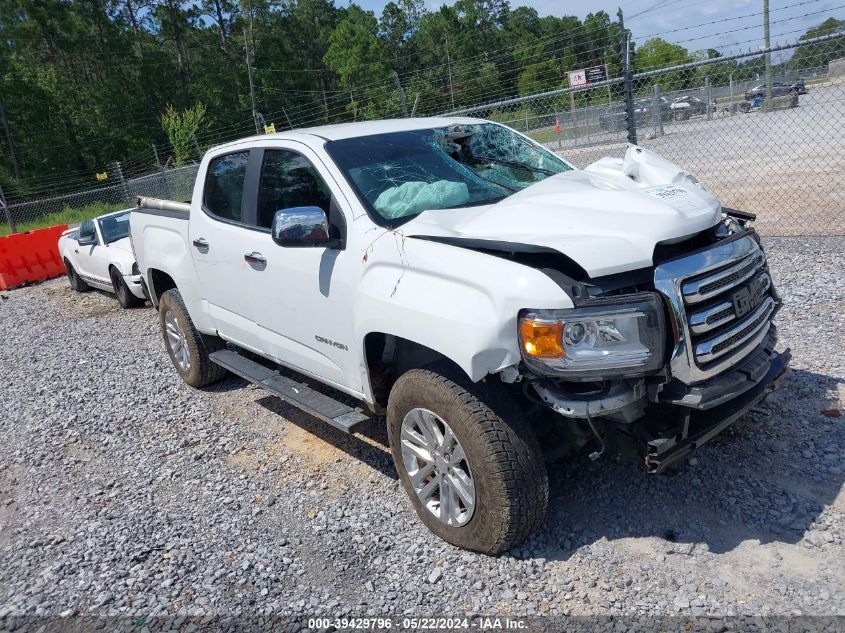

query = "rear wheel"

[159,288,227,388]
[110,268,143,309]
[65,259,89,292]
[387,367,548,555]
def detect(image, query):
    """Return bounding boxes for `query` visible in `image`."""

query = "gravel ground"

[0,236,843,626]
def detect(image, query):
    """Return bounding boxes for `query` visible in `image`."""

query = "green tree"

[790,18,845,72]
[161,103,206,166]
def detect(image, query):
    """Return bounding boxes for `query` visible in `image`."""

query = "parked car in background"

[599,97,671,131]
[58,209,145,308]
[744,81,805,99]
[669,95,712,117]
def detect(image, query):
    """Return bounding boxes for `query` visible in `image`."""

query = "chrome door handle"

[192,238,209,249]
[244,252,266,265]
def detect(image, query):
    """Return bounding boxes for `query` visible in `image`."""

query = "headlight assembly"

[518,293,666,379]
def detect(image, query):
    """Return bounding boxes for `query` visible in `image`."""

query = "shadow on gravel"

[254,394,398,480]
[202,374,258,394]
[515,367,845,560]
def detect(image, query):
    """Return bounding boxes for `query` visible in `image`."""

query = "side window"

[203,151,249,222]
[257,150,332,229]
[79,220,96,242]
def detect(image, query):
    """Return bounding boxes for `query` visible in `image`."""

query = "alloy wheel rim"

[400,408,476,527]
[164,310,191,372]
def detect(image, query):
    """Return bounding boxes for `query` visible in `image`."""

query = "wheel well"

[364,333,464,410]
[148,269,177,306]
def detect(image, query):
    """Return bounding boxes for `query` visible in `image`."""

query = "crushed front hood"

[402,146,721,278]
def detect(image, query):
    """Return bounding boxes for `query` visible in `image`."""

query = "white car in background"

[58,209,146,308]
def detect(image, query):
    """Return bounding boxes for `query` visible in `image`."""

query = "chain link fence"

[0,164,199,234]
[1,33,843,237]
[449,33,845,236]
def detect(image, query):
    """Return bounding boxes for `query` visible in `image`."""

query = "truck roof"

[212,116,486,150]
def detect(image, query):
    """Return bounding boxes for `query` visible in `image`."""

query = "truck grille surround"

[653,232,778,385]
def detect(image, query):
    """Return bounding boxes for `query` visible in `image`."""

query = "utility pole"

[280,103,293,130]
[0,183,15,234]
[764,0,772,102]
[111,161,130,204]
[617,8,637,145]
[445,35,455,110]
[0,95,21,181]
[393,71,409,117]
[244,28,260,134]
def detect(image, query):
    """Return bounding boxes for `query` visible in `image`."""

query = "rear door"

[190,149,269,349]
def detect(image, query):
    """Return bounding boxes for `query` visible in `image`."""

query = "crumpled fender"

[354,233,572,385]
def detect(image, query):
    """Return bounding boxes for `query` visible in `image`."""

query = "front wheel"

[387,367,548,555]
[158,288,228,388]
[110,268,143,309]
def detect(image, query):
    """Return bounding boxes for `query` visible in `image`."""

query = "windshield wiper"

[473,155,555,176]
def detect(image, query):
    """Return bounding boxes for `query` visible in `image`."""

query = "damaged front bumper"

[637,344,790,473]
[533,321,790,474]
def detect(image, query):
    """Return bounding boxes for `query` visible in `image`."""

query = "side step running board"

[209,349,372,434]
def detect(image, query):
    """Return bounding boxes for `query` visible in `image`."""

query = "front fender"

[354,236,572,384]
[109,252,136,276]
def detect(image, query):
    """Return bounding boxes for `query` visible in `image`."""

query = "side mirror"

[271,206,333,248]
[78,234,97,246]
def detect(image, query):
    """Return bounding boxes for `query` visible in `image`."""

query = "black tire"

[64,259,89,292]
[158,288,228,388]
[110,267,143,309]
[387,367,548,555]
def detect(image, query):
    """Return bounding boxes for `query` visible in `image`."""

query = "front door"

[244,145,357,392]
[74,219,108,286]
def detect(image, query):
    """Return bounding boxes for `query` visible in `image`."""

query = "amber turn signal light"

[519,319,565,358]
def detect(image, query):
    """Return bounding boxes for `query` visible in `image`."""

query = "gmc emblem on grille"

[732,275,766,318]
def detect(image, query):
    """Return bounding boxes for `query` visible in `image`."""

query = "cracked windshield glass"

[325,123,571,224]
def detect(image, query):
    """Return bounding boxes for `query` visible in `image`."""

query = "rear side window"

[203,151,249,222]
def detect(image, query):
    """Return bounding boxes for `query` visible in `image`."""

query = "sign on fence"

[585,66,608,84]
[567,69,588,88]
[569,66,609,88]
[95,172,108,181]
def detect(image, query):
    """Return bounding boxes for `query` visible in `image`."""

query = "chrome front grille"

[681,252,765,304]
[654,234,778,384]
[694,296,774,363]
[687,273,771,335]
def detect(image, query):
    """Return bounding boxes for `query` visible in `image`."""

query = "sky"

[353,0,843,59]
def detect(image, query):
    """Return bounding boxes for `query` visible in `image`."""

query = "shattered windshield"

[324,123,571,225]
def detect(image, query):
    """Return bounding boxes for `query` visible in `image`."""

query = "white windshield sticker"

[642,185,703,212]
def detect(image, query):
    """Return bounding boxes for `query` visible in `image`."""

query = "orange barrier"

[0,225,69,290]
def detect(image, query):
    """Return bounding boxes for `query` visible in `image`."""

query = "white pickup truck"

[129,118,789,555]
